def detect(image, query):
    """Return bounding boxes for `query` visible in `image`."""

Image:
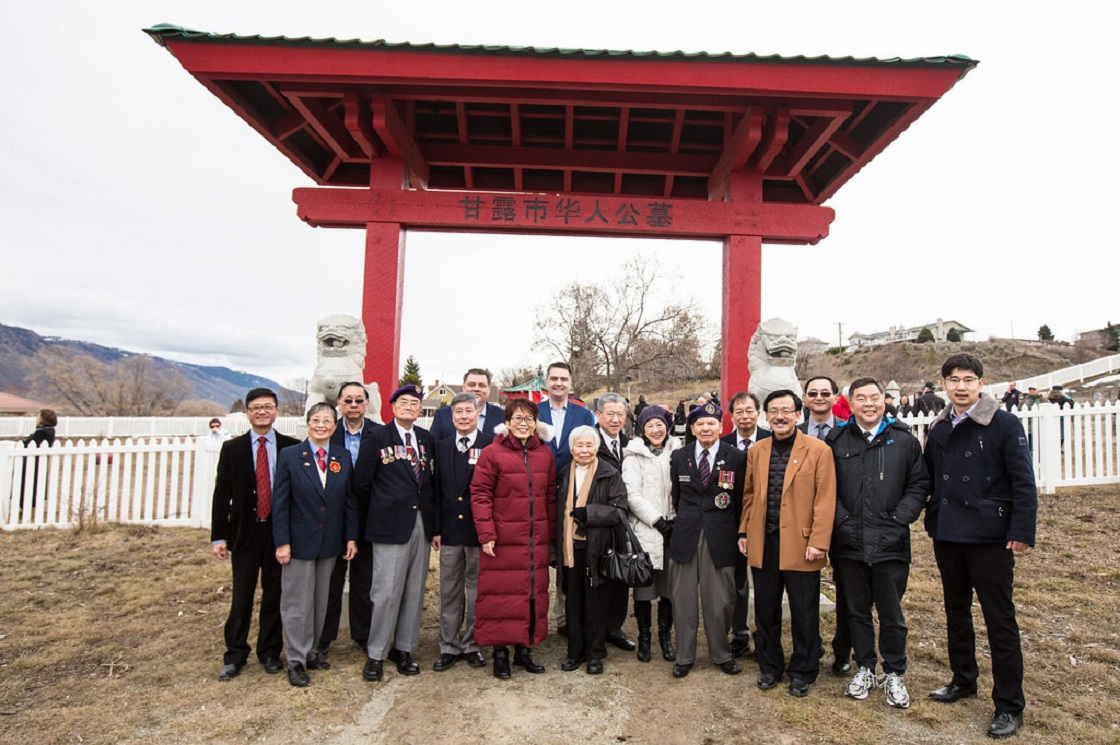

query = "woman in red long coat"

[470,398,558,680]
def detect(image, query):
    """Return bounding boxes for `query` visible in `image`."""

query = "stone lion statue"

[307,314,382,422]
[747,318,803,406]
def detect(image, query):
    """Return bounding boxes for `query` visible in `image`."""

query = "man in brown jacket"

[738,389,836,697]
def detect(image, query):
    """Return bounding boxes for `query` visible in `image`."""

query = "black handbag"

[599,511,654,588]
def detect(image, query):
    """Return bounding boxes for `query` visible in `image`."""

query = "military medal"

[381,446,395,464]
[714,492,731,509]
[717,470,735,490]
[468,447,481,465]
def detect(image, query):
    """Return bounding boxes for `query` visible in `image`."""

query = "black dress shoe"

[218,662,244,681]
[362,658,383,682]
[831,658,852,676]
[287,663,309,688]
[306,656,331,671]
[394,651,420,676]
[263,657,284,674]
[719,660,741,675]
[730,639,751,659]
[788,678,810,697]
[463,651,486,668]
[929,682,979,703]
[672,662,691,678]
[492,648,511,680]
[606,632,636,652]
[586,659,604,675]
[513,646,545,673]
[316,643,330,659]
[987,711,1024,739]
[757,673,779,690]
[433,653,459,672]
[561,656,585,672]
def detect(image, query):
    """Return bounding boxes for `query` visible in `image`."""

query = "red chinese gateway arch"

[146,25,975,421]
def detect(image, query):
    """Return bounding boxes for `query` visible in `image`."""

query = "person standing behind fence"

[272,402,358,687]
[211,388,299,682]
[20,408,57,511]
[924,353,1037,740]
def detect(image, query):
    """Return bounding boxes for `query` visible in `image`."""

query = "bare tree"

[494,366,538,392]
[30,348,189,416]
[534,256,712,394]
[280,377,310,415]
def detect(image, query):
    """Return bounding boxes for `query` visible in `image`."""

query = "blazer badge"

[714,492,731,510]
[329,461,341,473]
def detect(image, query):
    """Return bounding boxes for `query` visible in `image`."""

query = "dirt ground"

[1,486,1118,744]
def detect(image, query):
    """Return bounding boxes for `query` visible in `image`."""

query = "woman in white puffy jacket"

[621,405,681,663]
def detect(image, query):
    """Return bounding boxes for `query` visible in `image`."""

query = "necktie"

[255,436,271,520]
[866,431,875,443]
[697,449,711,489]
[739,439,748,451]
[316,447,327,471]
[406,431,420,480]
[815,423,828,440]
[611,440,621,462]
[459,436,470,453]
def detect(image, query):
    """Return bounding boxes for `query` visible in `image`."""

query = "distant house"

[502,376,584,407]
[0,391,55,416]
[847,318,973,350]
[1076,328,1113,350]
[421,381,462,417]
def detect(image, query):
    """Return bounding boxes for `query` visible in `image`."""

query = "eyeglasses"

[510,415,536,425]
[341,398,366,405]
[767,407,797,416]
[944,377,980,387]
[805,391,833,399]
[247,404,277,413]
[394,399,421,408]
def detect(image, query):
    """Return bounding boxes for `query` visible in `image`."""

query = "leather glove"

[654,517,674,538]
[570,507,588,523]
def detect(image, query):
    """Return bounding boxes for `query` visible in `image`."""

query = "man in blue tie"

[797,374,851,676]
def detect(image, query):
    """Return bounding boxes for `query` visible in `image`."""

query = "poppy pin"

[329,461,341,473]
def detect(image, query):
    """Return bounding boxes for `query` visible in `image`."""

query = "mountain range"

[0,322,290,409]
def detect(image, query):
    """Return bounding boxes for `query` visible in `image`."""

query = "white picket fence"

[1,404,1117,530]
[982,352,1120,398]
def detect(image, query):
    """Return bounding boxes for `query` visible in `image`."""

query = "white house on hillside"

[847,318,972,350]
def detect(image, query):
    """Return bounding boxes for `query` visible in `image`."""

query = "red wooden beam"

[752,108,789,172]
[286,94,365,162]
[772,112,847,178]
[708,109,764,199]
[371,94,430,188]
[342,91,382,158]
[422,144,717,175]
[292,186,833,243]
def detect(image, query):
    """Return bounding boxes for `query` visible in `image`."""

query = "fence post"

[190,439,218,529]
[0,442,15,526]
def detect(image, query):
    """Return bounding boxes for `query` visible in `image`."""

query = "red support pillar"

[720,172,763,431]
[363,159,409,422]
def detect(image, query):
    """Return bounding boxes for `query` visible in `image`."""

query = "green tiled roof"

[144,24,975,70]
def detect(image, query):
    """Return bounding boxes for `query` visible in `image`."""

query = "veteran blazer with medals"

[352,422,437,544]
[669,440,747,569]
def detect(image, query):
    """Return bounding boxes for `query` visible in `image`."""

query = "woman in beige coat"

[622,405,681,662]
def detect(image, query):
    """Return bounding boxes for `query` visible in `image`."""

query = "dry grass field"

[1,486,1117,744]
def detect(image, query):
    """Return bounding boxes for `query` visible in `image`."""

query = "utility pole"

[837,323,843,352]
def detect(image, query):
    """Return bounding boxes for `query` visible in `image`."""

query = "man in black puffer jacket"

[826,377,930,710]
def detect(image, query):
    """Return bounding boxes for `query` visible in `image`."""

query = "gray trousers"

[280,556,337,667]
[438,544,481,655]
[367,516,429,660]
[669,530,735,666]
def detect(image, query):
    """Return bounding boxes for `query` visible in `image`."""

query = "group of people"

[210,353,1037,740]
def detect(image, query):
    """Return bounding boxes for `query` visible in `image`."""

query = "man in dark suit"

[431,392,493,671]
[318,382,378,658]
[721,391,772,659]
[798,374,852,676]
[667,401,748,678]
[353,384,437,681]
[211,387,299,681]
[594,392,636,652]
[537,361,596,634]
[429,368,505,440]
[272,402,359,686]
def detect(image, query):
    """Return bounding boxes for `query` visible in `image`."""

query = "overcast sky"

[2,1,1116,388]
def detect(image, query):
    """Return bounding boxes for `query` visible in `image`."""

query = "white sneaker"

[844,666,877,700]
[880,672,911,709]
